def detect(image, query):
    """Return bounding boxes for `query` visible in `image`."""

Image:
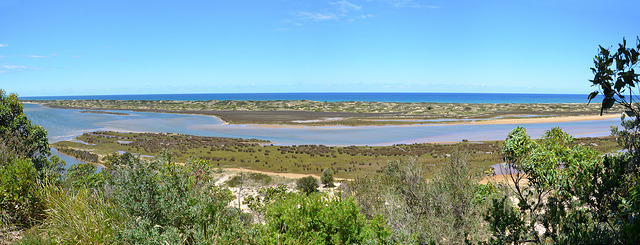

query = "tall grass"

[37,184,123,244]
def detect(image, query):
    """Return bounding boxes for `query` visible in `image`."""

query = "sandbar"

[467,114,619,125]
[223,167,352,181]
[226,114,621,129]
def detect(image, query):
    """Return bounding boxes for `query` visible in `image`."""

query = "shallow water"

[24,103,620,147]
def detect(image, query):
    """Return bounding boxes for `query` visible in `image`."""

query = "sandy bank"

[234,114,621,129]
[223,168,352,181]
[468,114,619,125]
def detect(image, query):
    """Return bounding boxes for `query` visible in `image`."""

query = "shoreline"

[26,100,620,128]
[25,99,624,127]
[242,114,620,129]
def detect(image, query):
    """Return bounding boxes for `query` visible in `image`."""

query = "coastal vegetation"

[50,131,619,179]
[30,99,624,125]
[2,38,640,244]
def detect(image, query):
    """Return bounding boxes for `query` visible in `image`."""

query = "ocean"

[20,92,598,104]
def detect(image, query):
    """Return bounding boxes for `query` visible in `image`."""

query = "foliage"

[107,154,246,244]
[486,127,628,244]
[64,162,105,189]
[258,191,389,244]
[0,90,52,175]
[588,37,640,116]
[37,184,122,244]
[346,154,493,244]
[53,131,509,179]
[296,176,319,195]
[244,185,289,222]
[587,37,640,243]
[321,168,335,188]
[0,157,42,228]
[0,90,65,229]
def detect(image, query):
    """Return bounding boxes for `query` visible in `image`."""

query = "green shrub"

[64,162,105,189]
[108,155,244,244]
[321,168,335,188]
[0,90,52,176]
[0,157,42,228]
[0,90,65,230]
[486,127,630,244]
[346,154,492,244]
[259,192,389,244]
[296,176,319,195]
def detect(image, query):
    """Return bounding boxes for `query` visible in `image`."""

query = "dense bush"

[486,127,638,244]
[258,192,389,244]
[0,90,63,230]
[225,172,273,187]
[64,162,105,189]
[108,155,246,244]
[321,168,335,188]
[0,157,42,228]
[0,90,52,175]
[297,176,319,195]
[346,154,494,244]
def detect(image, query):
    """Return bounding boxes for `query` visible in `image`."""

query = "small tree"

[0,90,63,228]
[587,37,640,243]
[296,176,319,195]
[487,127,607,244]
[321,168,335,188]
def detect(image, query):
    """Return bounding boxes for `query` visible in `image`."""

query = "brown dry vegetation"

[52,131,619,179]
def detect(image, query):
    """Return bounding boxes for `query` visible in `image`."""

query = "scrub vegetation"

[51,131,619,179]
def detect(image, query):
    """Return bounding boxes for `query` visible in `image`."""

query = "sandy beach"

[468,114,620,125]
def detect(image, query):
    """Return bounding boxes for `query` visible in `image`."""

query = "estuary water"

[24,103,620,146]
[23,103,620,168]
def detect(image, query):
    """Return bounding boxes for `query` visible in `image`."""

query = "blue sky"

[1,0,638,96]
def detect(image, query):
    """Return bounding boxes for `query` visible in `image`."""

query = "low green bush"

[258,192,389,244]
[321,168,335,188]
[296,176,319,195]
[0,157,42,228]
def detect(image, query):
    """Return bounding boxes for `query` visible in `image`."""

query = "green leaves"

[601,98,616,115]
[492,127,608,244]
[588,37,640,117]
[587,91,599,104]
[260,192,389,244]
[296,176,319,195]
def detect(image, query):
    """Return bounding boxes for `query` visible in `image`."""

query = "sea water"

[21,92,598,104]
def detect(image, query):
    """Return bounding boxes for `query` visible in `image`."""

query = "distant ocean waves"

[21,92,598,104]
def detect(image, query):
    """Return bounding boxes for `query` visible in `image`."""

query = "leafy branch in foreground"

[588,37,640,116]
[587,37,640,243]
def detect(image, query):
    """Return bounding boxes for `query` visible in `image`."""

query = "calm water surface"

[24,103,621,146]
[21,92,598,104]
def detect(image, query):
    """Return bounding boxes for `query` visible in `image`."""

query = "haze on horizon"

[0,0,638,97]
